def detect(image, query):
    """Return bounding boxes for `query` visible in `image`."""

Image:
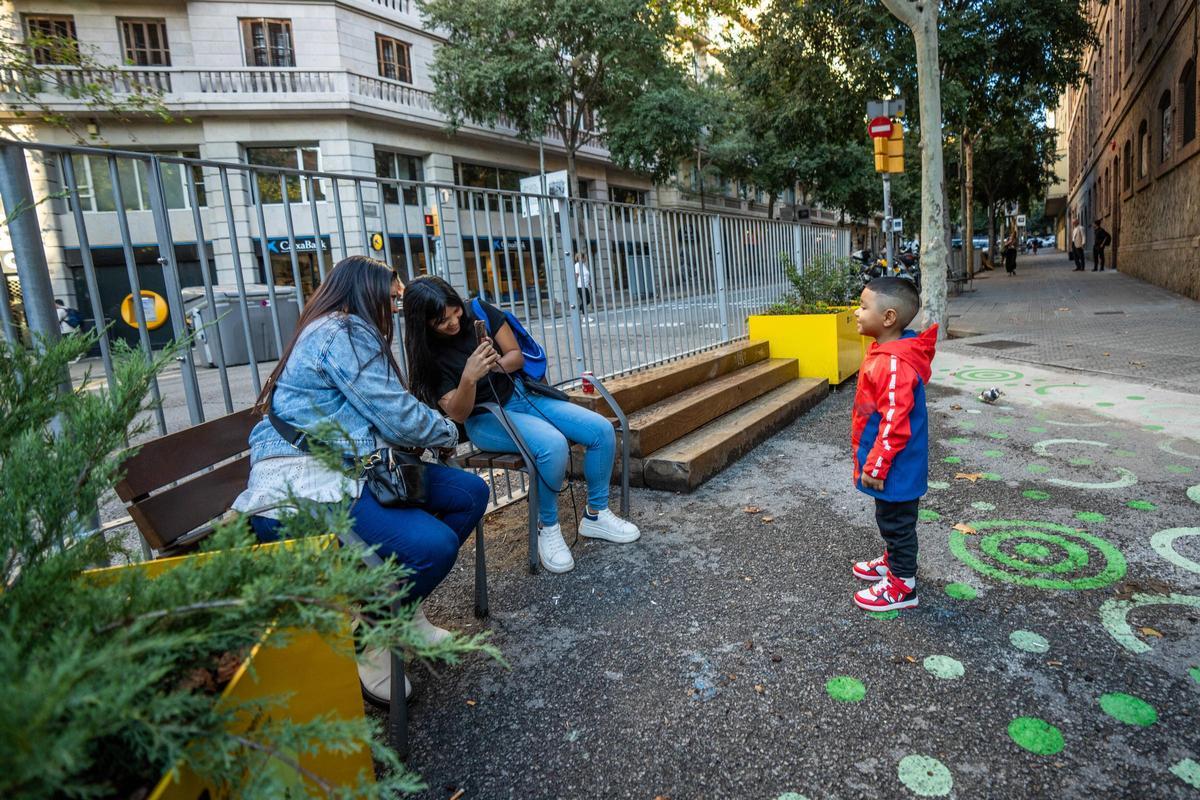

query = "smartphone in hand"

[473,319,489,345]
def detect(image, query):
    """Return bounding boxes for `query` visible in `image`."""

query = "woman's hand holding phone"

[464,340,500,383]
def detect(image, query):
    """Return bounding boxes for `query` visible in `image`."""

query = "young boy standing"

[850,278,938,612]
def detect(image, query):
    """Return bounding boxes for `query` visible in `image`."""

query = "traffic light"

[886,122,904,173]
[873,135,887,172]
[423,207,440,236]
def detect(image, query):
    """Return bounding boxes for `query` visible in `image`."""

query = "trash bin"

[184,284,301,367]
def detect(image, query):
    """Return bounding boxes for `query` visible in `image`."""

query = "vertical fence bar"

[432,185,452,281]
[0,265,17,344]
[465,190,489,303]
[505,192,533,325]
[616,205,638,369]
[108,156,167,434]
[250,177,286,355]
[279,174,306,311]
[518,192,553,374]
[709,214,731,342]
[59,153,116,391]
[307,176,328,283]
[377,180,394,270]
[0,145,61,351]
[353,179,372,255]
[331,177,349,261]
[557,198,586,377]
[395,183,417,283]
[218,166,263,396]
[183,163,234,415]
[146,155,205,426]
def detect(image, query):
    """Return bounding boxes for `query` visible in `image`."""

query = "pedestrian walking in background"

[55,298,81,337]
[573,252,592,311]
[1092,220,1112,272]
[1070,220,1086,270]
[1002,234,1018,275]
[1031,237,1040,256]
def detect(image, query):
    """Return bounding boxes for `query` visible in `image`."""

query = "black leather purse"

[267,405,429,508]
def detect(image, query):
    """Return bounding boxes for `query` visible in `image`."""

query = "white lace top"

[231,455,361,520]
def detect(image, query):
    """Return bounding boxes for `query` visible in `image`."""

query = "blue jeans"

[465,382,615,526]
[250,463,489,600]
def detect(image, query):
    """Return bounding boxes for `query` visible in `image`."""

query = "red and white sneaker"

[854,574,919,611]
[852,552,891,581]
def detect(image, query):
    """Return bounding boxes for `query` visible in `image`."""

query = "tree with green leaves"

[418,0,689,194]
[0,331,499,798]
[0,14,177,142]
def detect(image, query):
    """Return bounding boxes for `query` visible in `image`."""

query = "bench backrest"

[114,409,259,551]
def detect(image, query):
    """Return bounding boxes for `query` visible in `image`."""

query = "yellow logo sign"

[370,233,384,251]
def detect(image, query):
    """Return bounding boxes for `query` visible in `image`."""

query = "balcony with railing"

[0,66,609,156]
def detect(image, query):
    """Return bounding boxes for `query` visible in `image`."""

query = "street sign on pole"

[868,116,893,138]
[867,99,906,119]
[1016,214,1027,227]
[892,219,903,233]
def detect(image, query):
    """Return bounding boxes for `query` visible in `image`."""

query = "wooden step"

[625,358,799,458]
[642,378,829,493]
[570,339,770,415]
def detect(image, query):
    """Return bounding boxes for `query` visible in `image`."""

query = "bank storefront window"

[455,161,532,211]
[246,145,324,204]
[257,235,330,299]
[374,150,423,205]
[69,151,205,213]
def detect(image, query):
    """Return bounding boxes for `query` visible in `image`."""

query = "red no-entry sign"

[868,116,893,138]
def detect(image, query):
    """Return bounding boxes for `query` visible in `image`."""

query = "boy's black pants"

[875,498,919,579]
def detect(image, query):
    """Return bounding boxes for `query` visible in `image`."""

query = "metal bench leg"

[473,520,489,618]
[527,469,539,575]
[388,649,409,759]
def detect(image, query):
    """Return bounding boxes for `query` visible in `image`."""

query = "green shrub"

[0,332,499,799]
[764,253,862,315]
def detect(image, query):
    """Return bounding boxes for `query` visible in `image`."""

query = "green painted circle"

[919,509,942,522]
[988,432,1009,440]
[1075,511,1106,523]
[1172,759,1200,789]
[982,472,1003,481]
[1144,425,1164,432]
[1126,395,1145,400]
[1190,666,1200,684]
[923,655,965,679]
[1008,717,1064,755]
[1189,485,1200,505]
[943,456,962,464]
[826,675,866,702]
[897,754,954,797]
[1096,402,1115,408]
[1069,457,1093,466]
[958,368,1023,383]
[979,530,1087,574]
[1113,449,1137,457]
[945,582,978,600]
[1165,465,1194,475]
[1015,542,1052,559]
[868,610,899,620]
[971,501,996,511]
[1027,464,1051,474]
[1127,500,1157,511]
[1028,426,1048,433]
[958,421,976,429]
[950,520,1127,590]
[996,417,1014,425]
[1010,630,1049,653]
[947,437,969,445]
[928,480,950,490]
[1098,692,1157,727]
[983,449,1003,458]
[1022,489,1051,501]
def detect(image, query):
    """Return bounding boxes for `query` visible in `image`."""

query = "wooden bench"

[112,407,489,758]
[459,377,631,575]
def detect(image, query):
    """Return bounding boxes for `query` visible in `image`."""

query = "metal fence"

[1,140,849,517]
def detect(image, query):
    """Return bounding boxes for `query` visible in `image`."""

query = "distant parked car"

[971,235,989,249]
[951,236,963,249]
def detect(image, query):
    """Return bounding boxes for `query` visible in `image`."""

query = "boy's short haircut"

[866,277,920,328]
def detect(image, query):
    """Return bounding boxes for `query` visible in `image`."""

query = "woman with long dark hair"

[403,275,639,575]
[232,256,491,703]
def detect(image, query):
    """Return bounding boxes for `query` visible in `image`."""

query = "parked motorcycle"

[852,248,921,291]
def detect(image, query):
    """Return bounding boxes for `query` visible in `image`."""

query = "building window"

[1159,91,1173,162]
[455,162,532,211]
[609,186,647,205]
[1137,120,1149,178]
[69,151,204,213]
[374,150,423,205]
[1122,140,1132,189]
[245,146,324,203]
[24,14,78,65]
[376,35,412,83]
[241,18,294,67]
[120,18,170,66]
[1181,60,1197,145]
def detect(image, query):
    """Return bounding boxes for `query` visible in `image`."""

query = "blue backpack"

[471,297,548,382]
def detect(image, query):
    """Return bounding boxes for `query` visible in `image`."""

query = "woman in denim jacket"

[233,256,492,702]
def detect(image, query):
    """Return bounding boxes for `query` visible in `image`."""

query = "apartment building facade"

[1061,0,1199,299]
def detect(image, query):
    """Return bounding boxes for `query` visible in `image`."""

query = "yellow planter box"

[88,539,375,797]
[748,310,869,385]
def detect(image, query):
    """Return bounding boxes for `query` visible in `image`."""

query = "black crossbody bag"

[266,404,429,508]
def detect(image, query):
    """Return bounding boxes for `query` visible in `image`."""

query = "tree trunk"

[767,191,777,220]
[964,133,975,279]
[878,0,948,338]
[987,201,996,267]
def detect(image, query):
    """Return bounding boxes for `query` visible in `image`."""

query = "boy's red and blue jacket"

[851,325,938,502]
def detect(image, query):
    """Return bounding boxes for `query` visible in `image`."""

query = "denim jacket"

[247,313,458,464]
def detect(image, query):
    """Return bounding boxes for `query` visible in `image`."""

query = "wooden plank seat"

[112,408,489,758]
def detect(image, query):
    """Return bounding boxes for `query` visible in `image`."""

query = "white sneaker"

[358,646,412,706]
[538,524,575,573]
[578,508,641,543]
[412,605,452,646]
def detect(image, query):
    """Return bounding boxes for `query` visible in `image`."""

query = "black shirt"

[428,298,515,412]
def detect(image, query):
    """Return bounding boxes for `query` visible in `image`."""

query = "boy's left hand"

[861,474,886,491]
